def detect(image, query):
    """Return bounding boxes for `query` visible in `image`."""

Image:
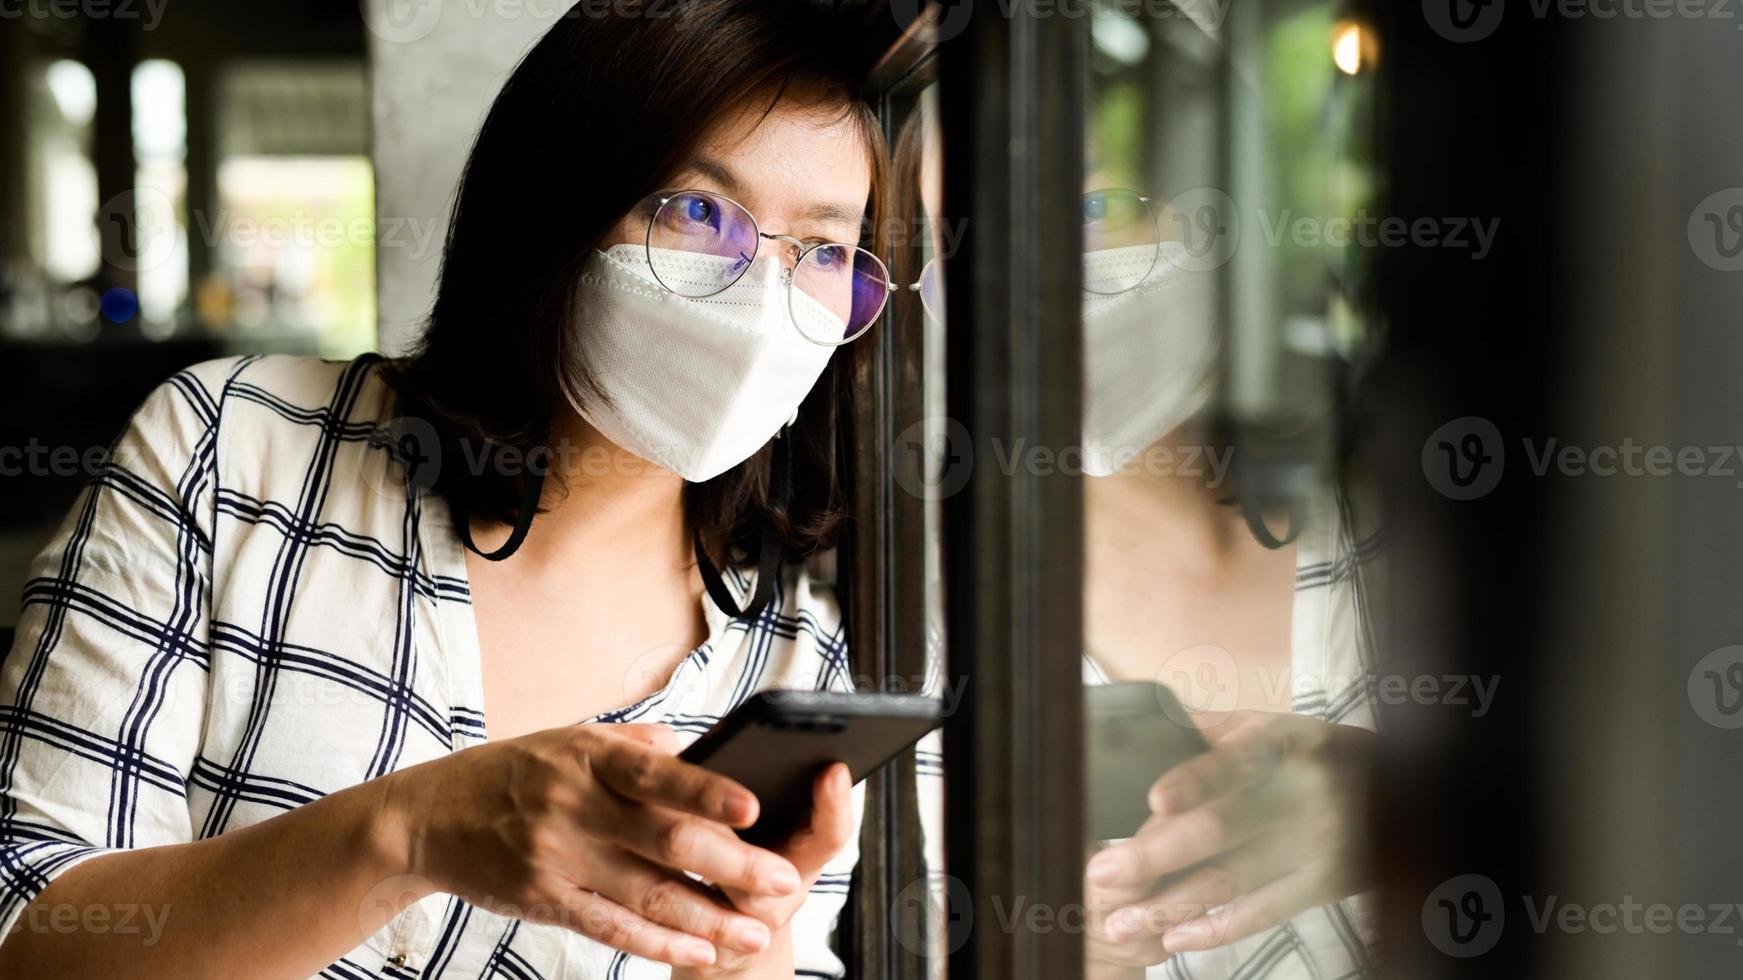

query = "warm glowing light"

[1333,22,1366,75]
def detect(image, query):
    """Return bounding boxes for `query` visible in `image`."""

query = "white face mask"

[564,244,842,482]
[1081,241,1219,477]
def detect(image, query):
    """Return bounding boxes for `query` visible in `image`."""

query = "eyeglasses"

[906,188,1162,322]
[642,189,894,346]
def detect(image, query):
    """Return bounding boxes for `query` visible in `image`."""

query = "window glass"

[1079,4,1383,977]
[884,73,953,979]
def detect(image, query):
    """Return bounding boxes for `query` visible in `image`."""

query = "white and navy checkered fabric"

[0,354,859,979]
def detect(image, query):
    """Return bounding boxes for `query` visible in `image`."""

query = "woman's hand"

[1084,710,1375,966]
[381,723,802,969]
[672,762,857,979]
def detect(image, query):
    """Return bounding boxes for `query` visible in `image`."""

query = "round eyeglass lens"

[790,243,890,345]
[1082,188,1160,295]
[647,191,762,297]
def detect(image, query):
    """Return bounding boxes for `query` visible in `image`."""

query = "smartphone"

[1086,682,1210,841]
[680,690,945,847]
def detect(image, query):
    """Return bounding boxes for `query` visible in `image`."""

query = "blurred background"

[0,0,552,624]
[0,0,373,618]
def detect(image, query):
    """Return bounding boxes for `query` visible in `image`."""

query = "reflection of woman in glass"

[893,85,1382,978]
[0,4,893,977]
[1074,179,1383,976]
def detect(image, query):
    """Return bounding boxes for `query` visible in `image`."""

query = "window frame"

[936,8,1088,978]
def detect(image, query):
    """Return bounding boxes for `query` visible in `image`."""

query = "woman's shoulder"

[141,353,396,439]
[123,354,414,545]
[204,353,395,423]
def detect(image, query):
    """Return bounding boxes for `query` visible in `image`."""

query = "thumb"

[786,763,856,878]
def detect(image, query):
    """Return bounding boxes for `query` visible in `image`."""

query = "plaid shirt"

[0,355,858,979]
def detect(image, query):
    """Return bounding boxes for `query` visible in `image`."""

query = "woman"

[0,3,889,977]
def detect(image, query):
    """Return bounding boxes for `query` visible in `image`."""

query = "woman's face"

[600,97,873,257]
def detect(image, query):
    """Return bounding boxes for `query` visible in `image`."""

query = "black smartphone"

[680,690,945,847]
[1086,681,1210,841]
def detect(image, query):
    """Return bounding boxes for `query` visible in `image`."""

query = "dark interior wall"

[1371,1,1568,974]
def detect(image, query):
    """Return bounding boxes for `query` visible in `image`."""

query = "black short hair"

[385,0,887,567]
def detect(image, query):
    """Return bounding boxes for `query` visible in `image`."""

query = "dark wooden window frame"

[843,4,1088,979]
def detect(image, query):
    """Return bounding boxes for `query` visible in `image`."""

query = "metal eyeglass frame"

[644,189,898,347]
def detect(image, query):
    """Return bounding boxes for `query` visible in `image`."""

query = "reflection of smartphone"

[680,691,944,847]
[1086,682,1210,841]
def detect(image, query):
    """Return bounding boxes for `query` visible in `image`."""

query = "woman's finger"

[1147,730,1284,817]
[1087,791,1263,889]
[1160,869,1326,953]
[587,850,774,956]
[1085,868,1171,966]
[583,790,802,899]
[531,885,718,968]
[782,764,856,877]
[721,764,856,925]
[588,735,759,828]
[1103,832,1296,943]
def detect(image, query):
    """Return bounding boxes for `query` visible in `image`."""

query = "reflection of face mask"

[1081,242,1218,477]
[564,244,841,482]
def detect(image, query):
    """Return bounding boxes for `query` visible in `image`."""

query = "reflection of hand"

[1084,711,1375,961]
[1084,852,1170,977]
[673,764,856,979]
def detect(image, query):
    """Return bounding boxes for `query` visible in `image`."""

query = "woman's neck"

[1083,427,1247,580]
[467,412,690,573]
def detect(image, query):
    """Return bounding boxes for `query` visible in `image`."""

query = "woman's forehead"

[678,101,872,237]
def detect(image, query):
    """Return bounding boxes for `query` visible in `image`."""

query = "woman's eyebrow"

[682,156,865,237]
[797,201,867,236]
[685,156,745,196]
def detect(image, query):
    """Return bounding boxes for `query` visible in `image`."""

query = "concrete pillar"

[365,0,563,355]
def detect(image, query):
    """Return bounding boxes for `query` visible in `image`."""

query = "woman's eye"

[1084,195,1107,223]
[666,194,720,232]
[813,245,846,269]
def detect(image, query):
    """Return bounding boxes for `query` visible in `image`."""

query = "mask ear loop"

[457,452,548,561]
[695,430,789,621]
[1237,476,1302,549]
